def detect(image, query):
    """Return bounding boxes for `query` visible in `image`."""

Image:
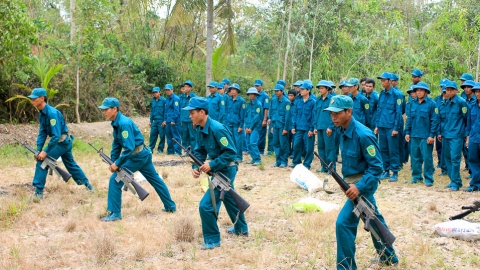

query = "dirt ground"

[0,118,479,269]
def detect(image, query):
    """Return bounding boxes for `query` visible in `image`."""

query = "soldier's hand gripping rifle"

[88,143,149,201]
[314,151,396,248]
[449,200,480,220]
[14,137,72,182]
[172,138,250,214]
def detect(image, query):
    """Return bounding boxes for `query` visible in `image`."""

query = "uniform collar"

[39,103,52,115]
[111,112,123,127]
[341,117,357,139]
[210,92,219,98]
[449,95,460,103]
[199,117,212,134]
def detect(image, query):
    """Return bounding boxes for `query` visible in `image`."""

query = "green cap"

[323,95,353,112]
[344,78,359,87]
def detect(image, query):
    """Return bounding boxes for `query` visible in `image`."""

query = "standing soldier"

[323,95,398,269]
[438,81,469,191]
[149,87,166,154]
[411,69,423,85]
[405,82,439,186]
[391,73,408,166]
[374,72,403,182]
[254,79,270,156]
[225,83,246,162]
[345,78,370,127]
[184,97,249,249]
[363,78,378,130]
[27,88,94,199]
[460,80,476,175]
[206,81,225,123]
[313,80,336,173]
[465,83,480,192]
[459,73,474,97]
[435,79,449,176]
[286,89,297,158]
[179,80,197,156]
[244,88,263,165]
[97,97,176,221]
[269,84,290,168]
[291,81,316,169]
[164,84,182,155]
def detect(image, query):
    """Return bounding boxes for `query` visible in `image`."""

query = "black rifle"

[314,151,396,248]
[172,138,250,213]
[88,143,149,201]
[449,200,480,220]
[14,137,72,182]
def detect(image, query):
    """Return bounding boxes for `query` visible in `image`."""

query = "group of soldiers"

[150,71,479,193]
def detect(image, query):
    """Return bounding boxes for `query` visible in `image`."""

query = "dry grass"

[0,121,479,269]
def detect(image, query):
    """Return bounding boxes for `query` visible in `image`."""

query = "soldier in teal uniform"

[269,84,290,168]
[254,79,270,155]
[98,98,176,221]
[324,95,398,269]
[225,83,246,162]
[206,81,225,122]
[185,97,248,249]
[345,78,370,126]
[313,80,336,172]
[179,80,197,155]
[435,80,449,176]
[363,78,378,130]
[465,83,480,192]
[244,87,263,165]
[460,80,476,174]
[164,84,182,155]
[28,88,94,199]
[149,87,167,154]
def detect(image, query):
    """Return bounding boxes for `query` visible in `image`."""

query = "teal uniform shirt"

[292,95,316,132]
[244,98,263,130]
[467,101,480,143]
[374,88,403,130]
[150,96,166,123]
[313,94,336,130]
[364,91,379,129]
[270,95,290,130]
[36,103,69,153]
[165,93,181,123]
[180,92,197,122]
[405,98,439,138]
[439,95,469,139]
[207,92,225,122]
[110,112,145,167]
[349,92,370,126]
[225,96,246,129]
[257,91,270,110]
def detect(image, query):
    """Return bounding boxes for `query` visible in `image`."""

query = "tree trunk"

[276,2,287,80]
[75,67,80,123]
[205,0,214,96]
[71,0,80,123]
[282,0,293,80]
[70,0,75,44]
[308,3,319,80]
[476,35,480,81]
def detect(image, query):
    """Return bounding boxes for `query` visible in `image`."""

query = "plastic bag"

[292,197,340,213]
[200,178,209,193]
[134,172,147,183]
[434,219,480,240]
[290,164,324,193]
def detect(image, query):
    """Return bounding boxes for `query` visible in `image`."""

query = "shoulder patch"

[50,119,57,126]
[462,107,467,114]
[435,108,438,114]
[174,101,179,106]
[265,99,269,103]
[220,136,228,146]
[330,99,335,104]
[397,99,402,105]
[256,108,260,113]
[366,145,376,157]
[365,104,370,110]
[286,105,290,111]
[242,104,246,109]
[221,100,225,105]
[122,130,129,139]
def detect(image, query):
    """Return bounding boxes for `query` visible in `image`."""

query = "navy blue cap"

[461,80,475,89]
[459,73,474,81]
[411,69,424,77]
[293,80,303,87]
[182,97,209,111]
[28,88,47,99]
[207,81,217,88]
[152,87,160,93]
[164,84,173,90]
[254,79,264,86]
[323,95,353,112]
[377,72,392,80]
[184,80,193,87]
[98,97,120,109]
[413,82,430,93]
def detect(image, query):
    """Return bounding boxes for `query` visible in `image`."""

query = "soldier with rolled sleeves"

[224,83,246,162]
[97,98,176,221]
[313,80,337,173]
[179,80,197,156]
[323,95,398,270]
[149,87,167,154]
[460,80,476,174]
[185,97,249,249]
[291,81,316,169]
[206,81,225,123]
[438,81,469,191]
[27,88,94,199]
[374,72,403,182]
[435,79,449,176]
[405,82,439,186]
[164,84,182,155]
[269,84,290,168]
[465,82,480,192]
[244,87,263,165]
[254,79,270,155]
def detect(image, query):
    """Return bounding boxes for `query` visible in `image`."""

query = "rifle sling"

[208,176,218,219]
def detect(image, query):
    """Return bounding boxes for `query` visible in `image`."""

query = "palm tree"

[166,0,235,96]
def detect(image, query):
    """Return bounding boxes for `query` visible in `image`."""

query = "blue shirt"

[270,95,290,130]
[165,93,180,123]
[36,103,69,153]
[405,98,439,138]
[192,117,237,172]
[374,88,403,130]
[225,95,246,128]
[244,98,263,130]
[439,95,469,139]
[313,94,335,130]
[257,90,270,110]
[467,101,480,143]
[110,112,145,167]
[150,97,166,123]
[292,95,316,132]
[179,92,197,122]
[364,91,379,129]
[340,117,383,195]
[350,92,370,126]
[464,94,477,107]
[207,92,225,122]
